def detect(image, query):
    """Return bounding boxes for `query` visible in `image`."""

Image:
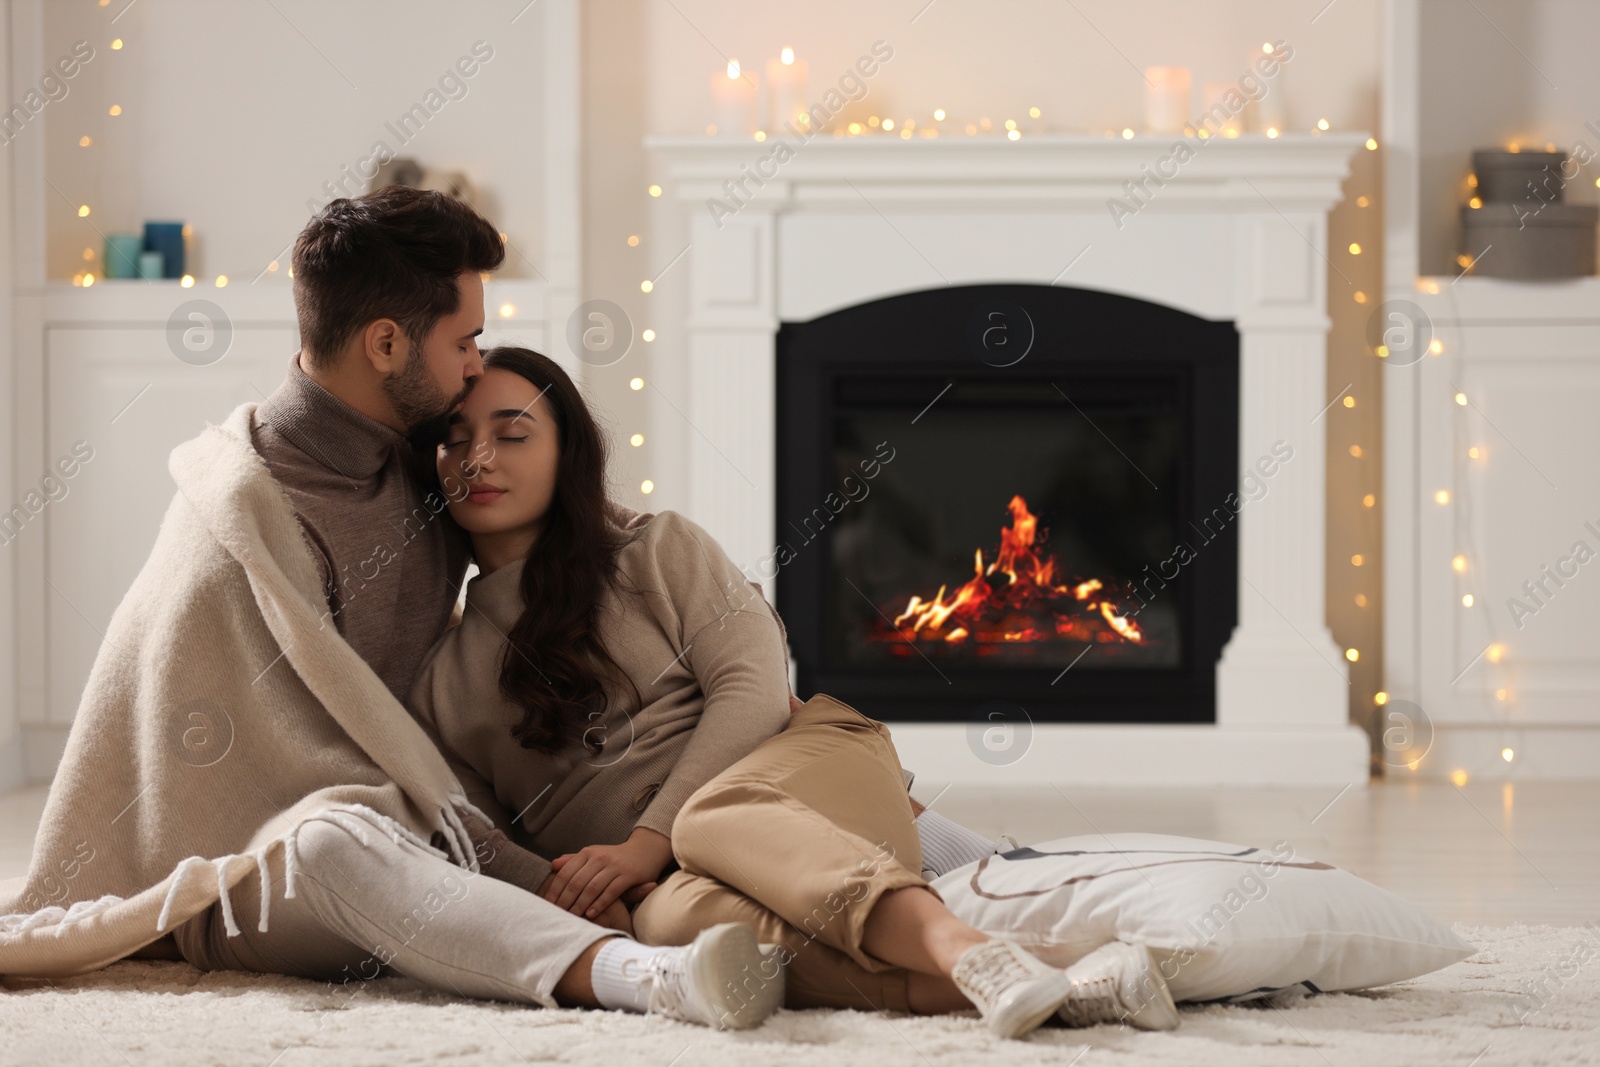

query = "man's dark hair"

[291,186,505,369]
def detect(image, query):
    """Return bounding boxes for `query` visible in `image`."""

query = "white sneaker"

[641,922,783,1030]
[1056,941,1180,1031]
[951,938,1075,1039]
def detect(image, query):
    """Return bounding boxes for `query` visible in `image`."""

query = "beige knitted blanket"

[0,401,484,977]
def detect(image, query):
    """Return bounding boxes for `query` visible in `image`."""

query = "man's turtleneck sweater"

[249,352,471,702]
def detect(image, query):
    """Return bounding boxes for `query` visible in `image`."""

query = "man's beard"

[383,348,470,434]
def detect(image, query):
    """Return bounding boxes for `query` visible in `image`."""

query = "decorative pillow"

[931,832,1476,1003]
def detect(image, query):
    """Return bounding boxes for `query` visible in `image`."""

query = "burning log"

[879,495,1144,650]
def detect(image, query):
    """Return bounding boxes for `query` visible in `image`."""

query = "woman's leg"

[664,695,987,1003]
[654,695,1179,1032]
[635,868,917,1012]
[635,870,975,1014]
[862,887,986,996]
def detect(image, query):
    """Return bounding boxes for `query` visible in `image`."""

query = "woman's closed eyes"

[443,433,530,450]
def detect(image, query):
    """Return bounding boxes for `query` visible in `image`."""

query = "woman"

[407,346,1179,1038]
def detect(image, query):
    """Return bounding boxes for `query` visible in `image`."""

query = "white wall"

[5,0,578,780]
[583,0,1388,741]
[4,0,1392,771]
[39,0,550,284]
[1415,0,1600,275]
[1,1,22,790]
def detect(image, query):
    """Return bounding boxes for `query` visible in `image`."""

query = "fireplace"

[777,283,1239,724]
[645,132,1371,785]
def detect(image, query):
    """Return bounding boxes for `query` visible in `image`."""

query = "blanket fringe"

[325,810,373,846]
[253,848,272,933]
[215,857,240,938]
[441,804,472,873]
[0,893,125,936]
[153,850,267,938]
[450,795,494,875]
[283,823,300,900]
[156,855,212,933]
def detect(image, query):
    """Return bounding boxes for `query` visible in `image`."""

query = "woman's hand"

[537,867,639,934]
[543,827,674,919]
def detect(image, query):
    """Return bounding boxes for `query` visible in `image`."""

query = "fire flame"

[883,495,1144,650]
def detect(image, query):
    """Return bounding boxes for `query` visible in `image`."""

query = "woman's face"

[436,367,561,538]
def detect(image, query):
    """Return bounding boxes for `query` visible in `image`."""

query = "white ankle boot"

[1056,941,1180,1031]
[640,923,784,1030]
[951,938,1075,1038]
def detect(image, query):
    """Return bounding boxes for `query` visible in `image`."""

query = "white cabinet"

[43,322,302,723]
[1382,0,1600,779]
[0,0,583,789]
[1384,285,1600,779]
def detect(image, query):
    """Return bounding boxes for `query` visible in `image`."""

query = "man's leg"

[169,807,785,1028]
[171,810,615,1009]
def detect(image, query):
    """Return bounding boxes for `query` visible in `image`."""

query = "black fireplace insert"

[775,283,1240,724]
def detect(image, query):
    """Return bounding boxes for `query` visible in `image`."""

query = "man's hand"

[789,692,804,714]
[452,810,559,898]
[542,827,674,919]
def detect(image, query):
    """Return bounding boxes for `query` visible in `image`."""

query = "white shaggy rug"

[3,925,1596,1066]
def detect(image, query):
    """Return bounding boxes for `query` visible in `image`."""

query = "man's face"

[382,270,486,433]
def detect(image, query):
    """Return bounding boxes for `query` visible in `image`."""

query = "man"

[0,187,779,1030]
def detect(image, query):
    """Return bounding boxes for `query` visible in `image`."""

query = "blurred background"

[3,0,1598,792]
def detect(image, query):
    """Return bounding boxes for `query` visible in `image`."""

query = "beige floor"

[2,778,1594,927]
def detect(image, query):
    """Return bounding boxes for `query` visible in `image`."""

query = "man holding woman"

[0,187,1176,1039]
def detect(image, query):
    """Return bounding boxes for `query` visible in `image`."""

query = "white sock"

[590,937,669,1013]
[916,809,1002,878]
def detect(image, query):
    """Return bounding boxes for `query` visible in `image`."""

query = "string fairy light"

[1437,282,1521,775]
[651,81,1396,742]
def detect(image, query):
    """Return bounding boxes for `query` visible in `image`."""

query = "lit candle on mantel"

[1201,81,1245,137]
[1143,67,1191,135]
[711,58,758,138]
[765,46,809,134]
[1252,43,1290,134]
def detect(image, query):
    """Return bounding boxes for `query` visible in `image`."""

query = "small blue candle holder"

[142,221,185,279]
[104,235,143,279]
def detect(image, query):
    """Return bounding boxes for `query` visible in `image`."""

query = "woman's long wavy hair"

[412,346,642,755]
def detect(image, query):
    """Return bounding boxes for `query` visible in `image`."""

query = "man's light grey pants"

[171,808,616,1008]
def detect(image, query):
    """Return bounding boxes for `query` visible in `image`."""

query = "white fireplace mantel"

[646,132,1371,787]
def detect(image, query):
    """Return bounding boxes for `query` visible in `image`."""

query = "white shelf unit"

[0,0,584,788]
[1381,0,1600,780]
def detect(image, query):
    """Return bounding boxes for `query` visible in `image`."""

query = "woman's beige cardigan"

[408,510,794,887]
[0,401,486,977]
